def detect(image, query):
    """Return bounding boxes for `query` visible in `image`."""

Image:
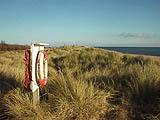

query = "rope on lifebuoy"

[36,50,48,87]
[23,50,31,88]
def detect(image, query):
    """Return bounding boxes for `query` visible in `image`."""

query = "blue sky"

[0,0,160,46]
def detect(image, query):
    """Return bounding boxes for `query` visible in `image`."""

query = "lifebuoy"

[36,50,48,86]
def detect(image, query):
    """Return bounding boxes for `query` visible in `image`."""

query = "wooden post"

[30,43,48,105]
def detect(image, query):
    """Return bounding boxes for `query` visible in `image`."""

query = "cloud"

[119,33,150,39]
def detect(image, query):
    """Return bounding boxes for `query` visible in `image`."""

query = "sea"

[96,47,160,57]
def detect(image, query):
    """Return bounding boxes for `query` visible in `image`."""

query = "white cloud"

[119,33,150,39]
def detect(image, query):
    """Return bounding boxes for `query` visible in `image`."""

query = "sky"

[0,0,160,47]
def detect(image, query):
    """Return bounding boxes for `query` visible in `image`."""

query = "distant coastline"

[96,47,160,57]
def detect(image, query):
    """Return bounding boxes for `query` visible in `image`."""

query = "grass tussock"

[47,71,113,120]
[0,45,160,120]
[2,88,53,120]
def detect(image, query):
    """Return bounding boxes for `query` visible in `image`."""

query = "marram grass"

[47,71,113,120]
[0,46,160,120]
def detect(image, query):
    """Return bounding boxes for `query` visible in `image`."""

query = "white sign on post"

[30,43,48,105]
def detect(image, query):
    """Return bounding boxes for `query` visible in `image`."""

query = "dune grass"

[46,70,113,120]
[0,46,160,120]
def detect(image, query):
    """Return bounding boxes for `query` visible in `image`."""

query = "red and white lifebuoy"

[37,50,48,86]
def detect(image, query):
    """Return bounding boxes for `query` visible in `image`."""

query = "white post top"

[31,42,49,46]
